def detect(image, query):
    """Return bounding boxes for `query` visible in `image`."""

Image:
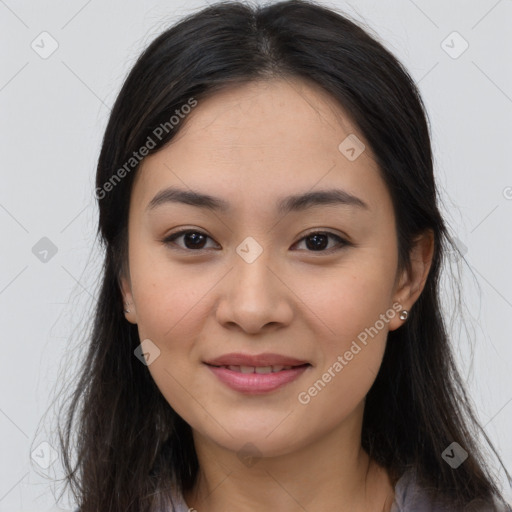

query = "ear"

[119,271,138,325]
[388,229,435,331]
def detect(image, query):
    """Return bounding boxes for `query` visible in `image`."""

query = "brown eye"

[163,230,217,251]
[162,229,350,254]
[293,231,349,253]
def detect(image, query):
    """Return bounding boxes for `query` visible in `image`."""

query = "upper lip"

[204,353,310,367]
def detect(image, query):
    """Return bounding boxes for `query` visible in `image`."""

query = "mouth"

[203,353,312,394]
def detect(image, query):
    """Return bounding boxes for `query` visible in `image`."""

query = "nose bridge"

[232,235,277,298]
[215,236,292,332]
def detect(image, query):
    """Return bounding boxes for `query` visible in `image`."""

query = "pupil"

[306,234,327,251]
[185,232,206,249]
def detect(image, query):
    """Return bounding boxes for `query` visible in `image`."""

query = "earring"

[123,302,131,314]
[399,309,409,321]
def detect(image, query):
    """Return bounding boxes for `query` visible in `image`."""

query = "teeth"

[221,365,297,373]
[255,366,273,374]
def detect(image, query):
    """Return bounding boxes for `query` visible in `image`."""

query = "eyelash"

[161,229,350,254]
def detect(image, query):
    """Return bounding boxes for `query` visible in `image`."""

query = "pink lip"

[204,352,311,394]
[205,364,310,394]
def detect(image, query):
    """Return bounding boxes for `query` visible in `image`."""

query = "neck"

[182,404,395,512]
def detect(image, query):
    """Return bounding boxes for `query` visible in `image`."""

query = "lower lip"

[205,364,310,394]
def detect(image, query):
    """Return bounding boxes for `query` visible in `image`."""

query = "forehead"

[131,78,392,220]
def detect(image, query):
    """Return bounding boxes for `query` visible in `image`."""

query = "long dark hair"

[49,1,511,510]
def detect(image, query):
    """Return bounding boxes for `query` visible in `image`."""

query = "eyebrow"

[145,186,369,215]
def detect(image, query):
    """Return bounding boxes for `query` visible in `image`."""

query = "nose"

[215,250,294,334]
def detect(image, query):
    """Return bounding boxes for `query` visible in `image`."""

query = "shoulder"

[70,489,190,512]
[390,467,512,512]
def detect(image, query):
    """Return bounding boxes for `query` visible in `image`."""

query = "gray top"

[167,467,512,512]
[389,467,512,512]
[72,467,512,511]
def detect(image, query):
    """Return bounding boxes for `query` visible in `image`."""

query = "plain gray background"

[1,0,511,510]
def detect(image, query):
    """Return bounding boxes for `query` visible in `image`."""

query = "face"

[121,78,415,458]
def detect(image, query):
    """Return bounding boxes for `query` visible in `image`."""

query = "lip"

[204,352,309,367]
[206,364,310,394]
[204,353,311,395]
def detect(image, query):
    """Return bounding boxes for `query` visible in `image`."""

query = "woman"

[58,1,511,510]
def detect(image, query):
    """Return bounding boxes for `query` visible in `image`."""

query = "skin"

[120,77,434,512]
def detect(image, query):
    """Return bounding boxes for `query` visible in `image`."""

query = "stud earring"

[399,309,409,321]
[123,302,131,314]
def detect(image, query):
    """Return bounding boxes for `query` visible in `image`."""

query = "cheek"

[295,274,392,428]
[131,274,212,425]
[294,344,384,444]
[305,285,390,398]
[296,258,395,343]
[293,258,394,406]
[129,245,213,341]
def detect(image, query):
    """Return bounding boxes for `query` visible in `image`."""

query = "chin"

[193,419,311,460]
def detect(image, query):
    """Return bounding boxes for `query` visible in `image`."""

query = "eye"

[161,229,350,253]
[292,231,349,253]
[162,229,218,251]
